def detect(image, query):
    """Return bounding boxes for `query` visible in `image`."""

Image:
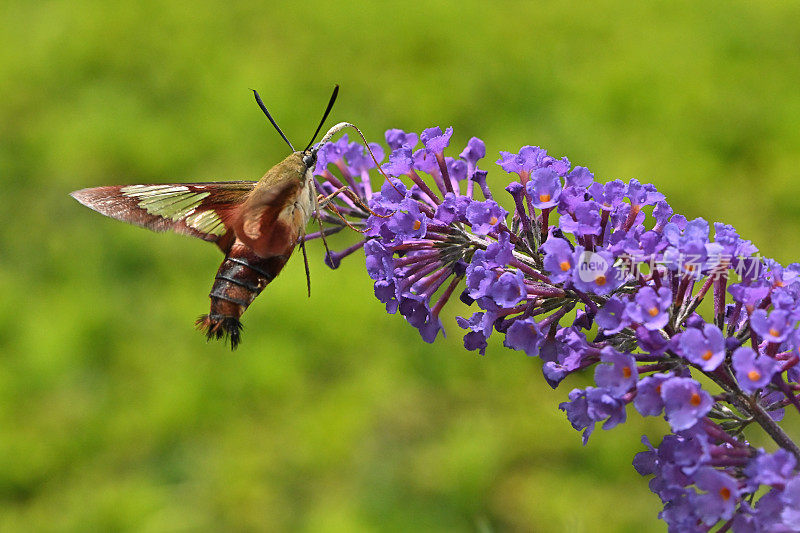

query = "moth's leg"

[317,185,389,219]
[316,185,350,209]
[318,199,369,234]
[310,180,335,263]
[299,236,311,297]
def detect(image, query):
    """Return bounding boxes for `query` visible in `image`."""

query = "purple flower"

[374,178,408,209]
[679,324,725,371]
[386,198,428,241]
[658,431,711,477]
[412,148,440,174]
[374,279,398,313]
[420,126,453,154]
[565,166,594,188]
[364,239,394,280]
[572,249,623,295]
[559,201,602,237]
[625,178,665,209]
[662,218,712,278]
[345,142,384,174]
[732,347,780,394]
[446,157,468,182]
[470,169,493,200]
[433,192,459,225]
[626,286,672,331]
[634,373,671,416]
[632,436,658,476]
[459,137,485,170]
[437,193,471,225]
[661,377,713,431]
[550,156,571,176]
[465,251,497,300]
[594,348,638,397]
[541,237,575,283]
[595,296,630,335]
[487,270,526,307]
[750,308,793,343]
[398,297,443,343]
[381,147,414,177]
[542,333,588,388]
[751,489,786,530]
[635,326,670,356]
[659,491,701,530]
[456,312,490,355]
[589,180,626,210]
[484,231,514,267]
[559,386,627,444]
[504,317,543,356]
[559,388,595,444]
[744,449,798,489]
[652,201,673,229]
[385,129,418,150]
[497,145,552,175]
[586,386,628,431]
[558,185,589,215]
[314,134,349,176]
[781,476,800,526]
[465,199,507,235]
[694,467,739,524]
[728,280,769,309]
[526,167,562,209]
[762,390,786,422]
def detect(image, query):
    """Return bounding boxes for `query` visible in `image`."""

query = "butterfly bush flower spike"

[312,125,800,530]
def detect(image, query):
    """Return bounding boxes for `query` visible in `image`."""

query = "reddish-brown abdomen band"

[196,243,290,349]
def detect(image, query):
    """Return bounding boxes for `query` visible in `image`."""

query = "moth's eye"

[302,153,316,168]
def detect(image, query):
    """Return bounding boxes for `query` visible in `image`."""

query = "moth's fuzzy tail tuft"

[195,314,243,350]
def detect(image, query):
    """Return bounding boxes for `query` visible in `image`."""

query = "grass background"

[3,0,800,530]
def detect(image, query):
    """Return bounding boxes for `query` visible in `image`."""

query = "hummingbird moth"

[71,86,363,349]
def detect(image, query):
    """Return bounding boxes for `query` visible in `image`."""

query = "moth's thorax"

[257,152,307,188]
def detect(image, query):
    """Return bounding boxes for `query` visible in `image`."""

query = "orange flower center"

[595,275,607,286]
[622,367,632,379]
[719,487,731,501]
[539,193,551,203]
[559,261,571,272]
[690,392,702,406]
[769,328,780,338]
[747,370,762,382]
[412,220,421,231]
[702,350,713,361]
[648,307,659,317]
[489,216,498,225]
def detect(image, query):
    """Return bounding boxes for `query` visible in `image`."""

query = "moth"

[71,86,362,349]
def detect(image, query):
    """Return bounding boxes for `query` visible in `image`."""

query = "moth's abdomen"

[196,241,291,349]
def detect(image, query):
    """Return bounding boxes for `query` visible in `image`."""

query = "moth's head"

[301,149,317,170]
[277,151,315,182]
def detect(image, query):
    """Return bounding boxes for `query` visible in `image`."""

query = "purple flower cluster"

[311,126,800,530]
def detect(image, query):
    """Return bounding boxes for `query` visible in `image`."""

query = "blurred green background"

[3,0,800,531]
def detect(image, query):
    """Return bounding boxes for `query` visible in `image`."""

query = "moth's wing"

[239,179,308,257]
[70,182,256,253]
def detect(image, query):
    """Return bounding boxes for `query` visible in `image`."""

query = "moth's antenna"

[252,89,295,151]
[304,85,339,152]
